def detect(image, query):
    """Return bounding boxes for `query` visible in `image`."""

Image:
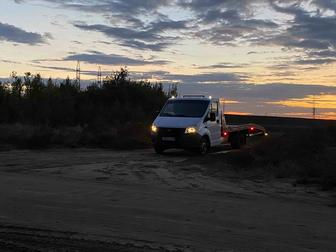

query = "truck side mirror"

[210,112,216,122]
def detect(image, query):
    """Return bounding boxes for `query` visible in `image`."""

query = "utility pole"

[76,61,81,88]
[97,65,102,85]
[168,84,171,96]
[312,95,316,120]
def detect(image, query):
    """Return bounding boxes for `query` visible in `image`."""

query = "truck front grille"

[158,127,185,138]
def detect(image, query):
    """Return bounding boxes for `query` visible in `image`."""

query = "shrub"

[0,69,168,150]
[224,126,336,189]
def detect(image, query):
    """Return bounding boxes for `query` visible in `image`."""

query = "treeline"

[0,69,173,148]
[0,69,169,126]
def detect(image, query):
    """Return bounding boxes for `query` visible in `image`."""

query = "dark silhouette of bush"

[0,69,168,149]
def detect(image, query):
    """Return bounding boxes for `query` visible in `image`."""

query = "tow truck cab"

[151,95,229,154]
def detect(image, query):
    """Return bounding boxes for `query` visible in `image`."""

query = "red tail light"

[249,127,255,134]
[221,127,229,137]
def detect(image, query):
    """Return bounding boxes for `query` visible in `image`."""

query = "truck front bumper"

[151,131,202,149]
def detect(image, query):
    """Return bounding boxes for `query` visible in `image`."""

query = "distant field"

[0,114,335,150]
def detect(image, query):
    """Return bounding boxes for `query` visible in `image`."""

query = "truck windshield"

[160,100,209,118]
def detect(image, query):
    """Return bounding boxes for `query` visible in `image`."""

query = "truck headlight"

[185,127,197,134]
[151,124,158,133]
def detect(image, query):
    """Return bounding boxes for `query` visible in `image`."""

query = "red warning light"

[222,129,229,137]
[221,127,229,137]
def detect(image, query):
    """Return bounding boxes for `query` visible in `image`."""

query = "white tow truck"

[151,95,267,154]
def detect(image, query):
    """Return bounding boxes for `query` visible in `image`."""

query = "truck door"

[207,101,222,146]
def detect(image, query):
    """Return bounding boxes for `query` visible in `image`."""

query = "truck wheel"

[198,137,210,155]
[154,144,165,154]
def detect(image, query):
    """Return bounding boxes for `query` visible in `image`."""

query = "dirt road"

[0,148,335,251]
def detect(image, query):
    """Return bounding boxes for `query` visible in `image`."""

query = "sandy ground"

[0,148,335,252]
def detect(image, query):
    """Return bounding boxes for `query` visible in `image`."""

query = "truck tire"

[198,137,210,155]
[230,133,246,149]
[154,144,165,154]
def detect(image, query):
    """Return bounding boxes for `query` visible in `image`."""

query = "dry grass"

[0,123,152,150]
[225,126,336,190]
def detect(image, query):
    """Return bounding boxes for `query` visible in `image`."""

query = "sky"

[0,0,336,119]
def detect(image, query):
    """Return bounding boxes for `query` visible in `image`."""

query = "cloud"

[15,0,179,51]
[117,40,172,51]
[15,0,172,15]
[164,72,247,83]
[175,82,336,101]
[30,64,114,77]
[147,19,189,33]
[196,8,278,29]
[309,50,336,58]
[285,11,336,49]
[63,51,170,66]
[178,1,279,45]
[30,65,74,72]
[20,0,279,50]
[17,0,335,55]
[73,23,159,42]
[312,0,336,12]
[0,22,51,45]
[197,63,248,69]
[71,40,82,45]
[131,70,247,84]
[195,18,277,46]
[94,40,113,45]
[65,0,172,15]
[177,0,263,14]
[73,18,188,51]
[177,0,336,61]
[0,59,20,64]
[9,0,336,72]
[131,68,336,101]
[265,2,336,50]
[293,58,336,65]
